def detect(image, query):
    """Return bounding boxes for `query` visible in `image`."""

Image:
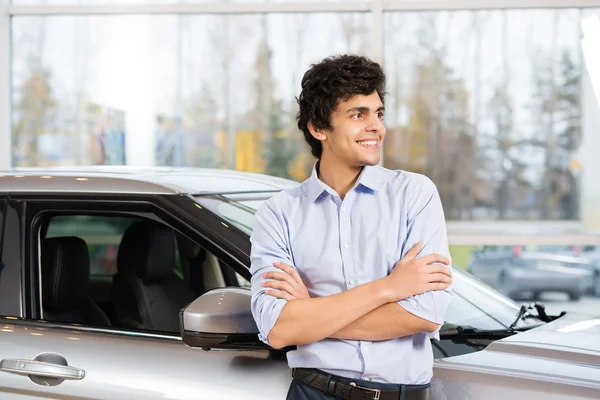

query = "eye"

[377,112,385,120]
[351,113,362,119]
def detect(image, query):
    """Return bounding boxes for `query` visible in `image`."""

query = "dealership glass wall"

[11,12,371,182]
[8,3,600,223]
[3,1,600,304]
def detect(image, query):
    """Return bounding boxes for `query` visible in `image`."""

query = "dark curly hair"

[296,55,387,159]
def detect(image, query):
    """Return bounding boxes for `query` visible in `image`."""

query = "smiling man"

[250,55,453,400]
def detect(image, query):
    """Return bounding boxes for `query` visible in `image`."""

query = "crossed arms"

[262,244,450,349]
[250,182,453,350]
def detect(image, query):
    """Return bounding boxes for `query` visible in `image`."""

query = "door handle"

[0,358,85,380]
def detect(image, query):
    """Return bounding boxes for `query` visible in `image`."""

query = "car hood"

[434,313,600,389]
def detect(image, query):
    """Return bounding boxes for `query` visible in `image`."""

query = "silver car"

[520,252,600,297]
[469,247,590,300]
[0,167,599,399]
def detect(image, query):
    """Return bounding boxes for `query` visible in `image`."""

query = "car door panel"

[0,320,291,399]
[0,194,292,399]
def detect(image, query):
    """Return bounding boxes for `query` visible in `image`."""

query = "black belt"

[292,368,430,400]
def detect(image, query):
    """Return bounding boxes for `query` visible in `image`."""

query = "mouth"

[356,139,379,148]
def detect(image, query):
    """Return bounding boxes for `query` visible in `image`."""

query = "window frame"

[0,197,5,262]
[0,199,25,318]
[19,192,247,339]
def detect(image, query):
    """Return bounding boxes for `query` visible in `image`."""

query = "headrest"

[178,234,202,258]
[41,237,90,311]
[117,221,176,283]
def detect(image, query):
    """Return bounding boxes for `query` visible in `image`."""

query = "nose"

[366,112,383,132]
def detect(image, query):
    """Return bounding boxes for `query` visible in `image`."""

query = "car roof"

[0,166,300,195]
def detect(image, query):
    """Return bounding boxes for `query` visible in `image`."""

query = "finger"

[428,265,453,278]
[265,289,293,301]
[262,271,297,285]
[400,241,422,263]
[420,254,450,266]
[273,261,293,272]
[261,280,296,295]
[426,282,451,291]
[426,273,452,284]
[274,262,303,284]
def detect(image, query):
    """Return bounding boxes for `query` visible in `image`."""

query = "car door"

[0,194,290,400]
[0,319,290,400]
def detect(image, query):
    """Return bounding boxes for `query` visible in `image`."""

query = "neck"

[317,155,363,200]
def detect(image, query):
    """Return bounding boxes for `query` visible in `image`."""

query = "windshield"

[447,269,528,330]
[195,193,534,331]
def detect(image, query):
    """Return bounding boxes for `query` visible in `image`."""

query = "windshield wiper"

[439,325,517,347]
[440,303,559,344]
[441,302,557,342]
[508,302,557,330]
[440,325,517,339]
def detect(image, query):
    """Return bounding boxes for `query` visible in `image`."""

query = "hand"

[381,241,452,303]
[261,262,310,301]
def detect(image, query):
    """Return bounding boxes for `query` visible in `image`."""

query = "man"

[250,55,453,400]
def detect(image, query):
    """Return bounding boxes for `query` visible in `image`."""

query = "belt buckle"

[350,382,381,400]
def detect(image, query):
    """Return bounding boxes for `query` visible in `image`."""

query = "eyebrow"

[346,106,385,113]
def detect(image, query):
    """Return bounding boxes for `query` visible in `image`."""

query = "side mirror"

[180,287,270,351]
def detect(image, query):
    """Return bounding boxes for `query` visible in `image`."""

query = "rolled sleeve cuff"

[397,292,442,341]
[252,294,288,346]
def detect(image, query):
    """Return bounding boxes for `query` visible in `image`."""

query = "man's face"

[320,91,385,167]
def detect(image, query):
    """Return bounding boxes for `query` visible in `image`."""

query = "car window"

[45,215,190,278]
[38,212,243,335]
[45,215,142,276]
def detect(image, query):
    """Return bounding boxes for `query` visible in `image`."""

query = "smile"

[356,140,378,147]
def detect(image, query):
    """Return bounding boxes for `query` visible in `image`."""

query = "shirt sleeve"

[397,176,453,341]
[249,198,293,346]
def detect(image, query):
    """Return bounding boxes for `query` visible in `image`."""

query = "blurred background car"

[520,251,600,297]
[468,245,591,300]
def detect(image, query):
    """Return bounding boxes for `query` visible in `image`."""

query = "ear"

[308,120,327,142]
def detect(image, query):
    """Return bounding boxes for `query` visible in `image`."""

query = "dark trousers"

[286,370,430,400]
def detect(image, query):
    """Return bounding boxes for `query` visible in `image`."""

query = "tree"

[340,14,369,55]
[531,49,581,219]
[245,18,298,179]
[553,50,581,219]
[13,62,57,166]
[207,14,238,169]
[486,84,533,219]
[396,15,476,219]
[283,14,313,181]
[185,80,222,168]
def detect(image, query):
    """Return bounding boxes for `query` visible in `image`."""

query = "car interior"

[38,213,248,335]
[40,236,113,327]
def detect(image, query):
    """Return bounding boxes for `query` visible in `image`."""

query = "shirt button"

[349,280,355,285]
[344,244,349,249]
[341,207,347,212]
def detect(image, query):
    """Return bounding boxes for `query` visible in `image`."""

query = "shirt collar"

[307,162,381,203]
[356,164,381,192]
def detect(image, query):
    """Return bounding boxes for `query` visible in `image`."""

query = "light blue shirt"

[250,163,452,384]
